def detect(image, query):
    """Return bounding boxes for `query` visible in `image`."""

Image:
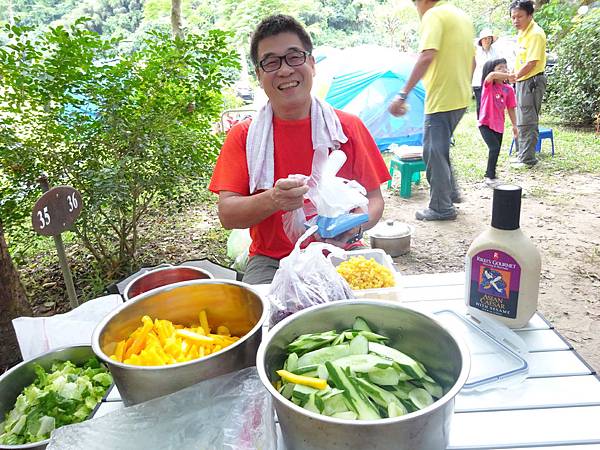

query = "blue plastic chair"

[509,127,555,156]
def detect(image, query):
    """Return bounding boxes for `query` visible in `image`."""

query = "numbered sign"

[31,186,82,236]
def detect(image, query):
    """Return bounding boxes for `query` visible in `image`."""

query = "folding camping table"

[96,272,600,449]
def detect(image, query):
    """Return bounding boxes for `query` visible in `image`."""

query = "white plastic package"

[12,294,123,360]
[47,367,277,450]
[282,147,368,243]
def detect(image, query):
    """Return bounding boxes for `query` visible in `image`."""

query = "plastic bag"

[268,226,355,326]
[226,229,252,260]
[47,367,276,450]
[12,294,123,360]
[282,148,369,242]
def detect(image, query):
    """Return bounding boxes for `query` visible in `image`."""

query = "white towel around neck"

[246,97,348,194]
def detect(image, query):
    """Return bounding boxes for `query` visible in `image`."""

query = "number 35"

[37,206,51,229]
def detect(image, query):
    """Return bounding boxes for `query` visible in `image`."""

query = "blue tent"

[315,46,425,151]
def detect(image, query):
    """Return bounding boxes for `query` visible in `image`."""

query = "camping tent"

[313,46,425,151]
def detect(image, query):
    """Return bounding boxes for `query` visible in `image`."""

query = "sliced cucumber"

[349,334,369,355]
[331,411,358,420]
[367,367,400,386]
[292,384,319,403]
[292,364,319,375]
[286,352,299,373]
[353,377,402,409]
[331,354,393,373]
[279,382,295,400]
[304,393,321,413]
[297,344,351,368]
[325,361,381,420]
[422,380,443,399]
[408,388,434,410]
[387,401,408,418]
[317,364,329,380]
[369,342,426,379]
[323,393,350,415]
[352,316,372,332]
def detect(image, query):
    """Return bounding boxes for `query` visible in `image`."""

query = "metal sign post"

[32,176,83,309]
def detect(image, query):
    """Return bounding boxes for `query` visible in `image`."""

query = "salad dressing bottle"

[465,185,541,328]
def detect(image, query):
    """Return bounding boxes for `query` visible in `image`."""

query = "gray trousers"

[423,108,466,214]
[515,73,547,164]
[242,254,280,285]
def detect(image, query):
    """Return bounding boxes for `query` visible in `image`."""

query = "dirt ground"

[381,170,600,373]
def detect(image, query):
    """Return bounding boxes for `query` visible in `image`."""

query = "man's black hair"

[481,58,508,86]
[250,14,313,67]
[509,0,535,16]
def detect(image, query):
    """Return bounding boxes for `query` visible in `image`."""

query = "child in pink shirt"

[478,58,518,186]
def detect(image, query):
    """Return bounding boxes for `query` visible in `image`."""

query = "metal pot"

[123,265,213,300]
[369,220,414,257]
[256,301,470,450]
[92,279,267,405]
[0,345,99,450]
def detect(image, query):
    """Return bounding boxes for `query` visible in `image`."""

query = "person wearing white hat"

[473,28,500,118]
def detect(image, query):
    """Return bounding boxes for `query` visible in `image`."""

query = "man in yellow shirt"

[389,0,475,221]
[509,0,547,168]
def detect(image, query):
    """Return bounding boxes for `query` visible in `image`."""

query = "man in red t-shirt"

[209,14,391,284]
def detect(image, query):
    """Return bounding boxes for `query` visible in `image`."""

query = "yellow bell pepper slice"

[276,370,328,390]
[176,329,216,344]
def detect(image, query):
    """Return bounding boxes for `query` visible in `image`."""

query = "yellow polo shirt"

[418,1,475,114]
[515,19,546,81]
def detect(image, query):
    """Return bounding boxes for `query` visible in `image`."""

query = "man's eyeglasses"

[258,50,310,73]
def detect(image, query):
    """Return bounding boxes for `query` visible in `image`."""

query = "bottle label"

[469,249,521,319]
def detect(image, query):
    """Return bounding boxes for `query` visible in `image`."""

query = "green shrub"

[545,9,600,126]
[0,19,240,274]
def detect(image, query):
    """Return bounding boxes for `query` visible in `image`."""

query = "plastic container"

[328,249,402,301]
[434,310,528,391]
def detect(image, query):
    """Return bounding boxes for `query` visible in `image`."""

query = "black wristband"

[397,92,408,101]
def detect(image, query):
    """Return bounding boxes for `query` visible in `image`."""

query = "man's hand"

[512,125,518,139]
[271,177,309,211]
[508,73,517,84]
[389,97,409,117]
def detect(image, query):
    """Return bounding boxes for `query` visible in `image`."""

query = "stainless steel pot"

[369,220,414,257]
[256,301,470,450]
[123,265,213,300]
[0,345,99,450]
[92,279,267,405]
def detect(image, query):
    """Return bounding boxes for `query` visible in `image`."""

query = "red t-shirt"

[209,110,391,260]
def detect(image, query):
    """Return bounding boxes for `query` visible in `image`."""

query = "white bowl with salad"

[256,300,470,450]
[0,345,112,449]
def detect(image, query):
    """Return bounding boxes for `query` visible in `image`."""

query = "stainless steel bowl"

[123,265,214,300]
[256,301,470,450]
[0,345,99,450]
[92,279,267,405]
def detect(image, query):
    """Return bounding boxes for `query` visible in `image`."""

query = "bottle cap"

[491,184,522,230]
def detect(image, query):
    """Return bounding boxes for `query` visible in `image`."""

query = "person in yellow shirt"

[509,0,547,168]
[389,0,475,221]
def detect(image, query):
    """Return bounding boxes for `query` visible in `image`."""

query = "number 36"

[67,192,79,212]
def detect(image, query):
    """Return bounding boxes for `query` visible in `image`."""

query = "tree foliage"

[545,8,600,125]
[0,19,239,274]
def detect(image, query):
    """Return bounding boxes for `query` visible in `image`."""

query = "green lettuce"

[0,358,112,445]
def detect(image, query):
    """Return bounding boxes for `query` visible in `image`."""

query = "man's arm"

[364,188,384,231]
[513,60,537,81]
[217,178,309,229]
[389,49,437,117]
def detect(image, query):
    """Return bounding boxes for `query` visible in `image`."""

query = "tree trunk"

[171,0,184,39]
[0,221,32,371]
